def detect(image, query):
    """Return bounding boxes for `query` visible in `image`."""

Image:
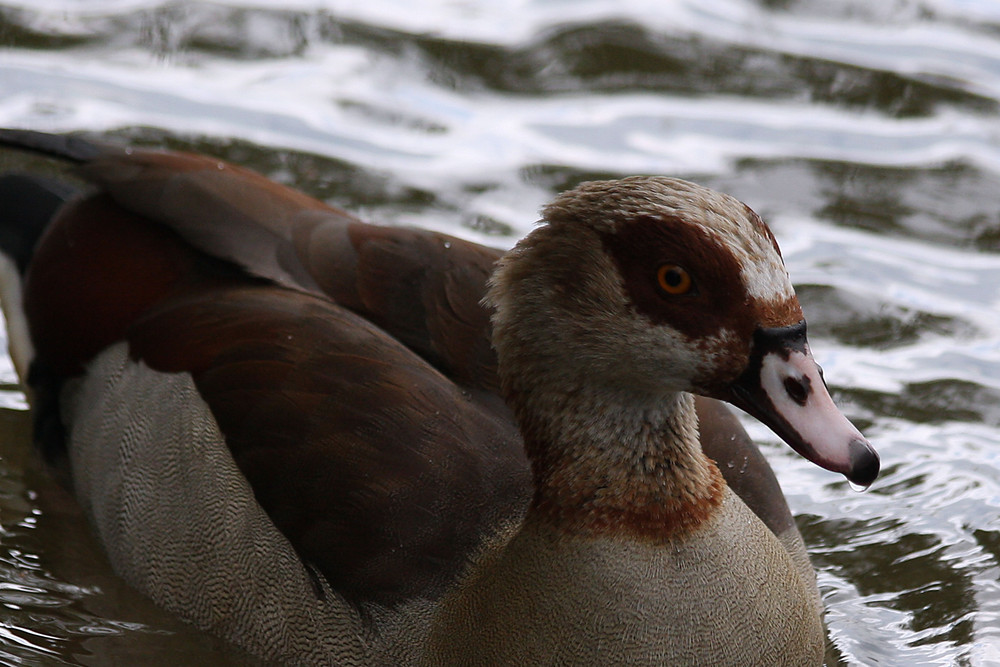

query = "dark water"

[2,0,1000,664]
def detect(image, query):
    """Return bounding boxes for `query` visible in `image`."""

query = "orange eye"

[656,264,692,295]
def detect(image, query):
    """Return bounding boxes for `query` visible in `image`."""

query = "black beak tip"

[846,438,880,488]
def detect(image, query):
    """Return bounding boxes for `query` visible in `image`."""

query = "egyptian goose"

[0,129,878,666]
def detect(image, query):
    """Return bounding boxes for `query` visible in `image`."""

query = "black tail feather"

[27,360,71,476]
[0,173,75,274]
[0,169,77,470]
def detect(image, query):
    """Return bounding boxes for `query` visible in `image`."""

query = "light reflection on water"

[1,0,1000,664]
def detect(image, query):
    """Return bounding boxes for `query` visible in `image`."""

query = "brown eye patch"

[600,214,748,340]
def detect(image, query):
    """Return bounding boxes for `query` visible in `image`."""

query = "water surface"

[1,0,1000,664]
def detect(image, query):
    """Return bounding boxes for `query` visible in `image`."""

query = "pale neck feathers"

[511,384,724,541]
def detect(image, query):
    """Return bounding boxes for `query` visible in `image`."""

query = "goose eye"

[656,264,693,295]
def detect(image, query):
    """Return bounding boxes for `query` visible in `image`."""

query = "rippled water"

[2,0,1000,664]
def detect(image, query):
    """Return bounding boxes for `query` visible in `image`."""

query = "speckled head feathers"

[542,176,794,303]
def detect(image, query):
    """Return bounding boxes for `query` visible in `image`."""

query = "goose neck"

[514,388,725,541]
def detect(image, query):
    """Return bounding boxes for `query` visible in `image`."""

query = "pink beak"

[723,322,879,488]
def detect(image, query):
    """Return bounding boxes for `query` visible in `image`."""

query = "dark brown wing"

[127,284,528,608]
[322,222,503,392]
[33,134,503,393]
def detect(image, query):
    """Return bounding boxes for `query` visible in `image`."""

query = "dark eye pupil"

[664,269,682,286]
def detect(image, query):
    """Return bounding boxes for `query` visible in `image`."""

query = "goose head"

[488,176,879,488]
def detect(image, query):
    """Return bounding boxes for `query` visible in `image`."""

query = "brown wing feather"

[128,285,529,608]
[77,148,340,292]
[341,224,502,391]
[72,143,505,391]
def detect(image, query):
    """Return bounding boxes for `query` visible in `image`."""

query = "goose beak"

[723,321,880,488]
